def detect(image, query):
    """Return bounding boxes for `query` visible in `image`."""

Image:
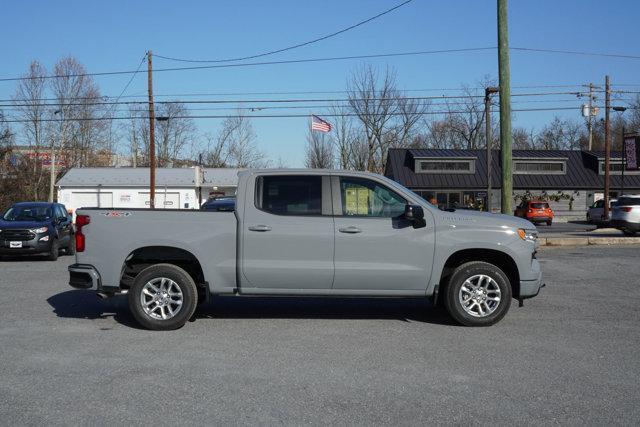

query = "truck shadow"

[46,291,458,327]
[198,296,457,325]
[46,290,139,328]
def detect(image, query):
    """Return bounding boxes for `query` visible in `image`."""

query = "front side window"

[258,175,322,215]
[340,177,406,217]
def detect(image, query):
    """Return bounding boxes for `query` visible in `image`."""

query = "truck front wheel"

[443,261,512,326]
[129,264,198,330]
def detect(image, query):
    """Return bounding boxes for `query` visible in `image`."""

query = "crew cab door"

[240,174,334,290]
[331,176,435,292]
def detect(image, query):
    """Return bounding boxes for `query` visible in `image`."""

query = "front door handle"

[248,225,272,232]
[339,226,362,234]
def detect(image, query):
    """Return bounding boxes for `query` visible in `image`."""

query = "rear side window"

[617,197,640,206]
[530,202,549,209]
[257,176,322,215]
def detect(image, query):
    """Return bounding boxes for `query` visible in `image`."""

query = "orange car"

[514,200,554,226]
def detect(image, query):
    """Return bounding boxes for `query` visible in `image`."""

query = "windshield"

[3,205,52,222]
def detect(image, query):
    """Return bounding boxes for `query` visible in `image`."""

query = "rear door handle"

[339,226,362,234]
[248,225,272,232]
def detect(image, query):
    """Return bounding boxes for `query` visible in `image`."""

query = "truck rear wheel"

[443,261,512,326]
[129,264,198,331]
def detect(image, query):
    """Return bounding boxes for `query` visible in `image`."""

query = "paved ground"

[535,220,596,235]
[1,248,639,425]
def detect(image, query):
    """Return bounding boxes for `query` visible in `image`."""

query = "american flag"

[311,115,332,133]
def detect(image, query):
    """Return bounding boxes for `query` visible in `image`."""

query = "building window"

[514,160,566,174]
[415,159,475,174]
[598,161,640,175]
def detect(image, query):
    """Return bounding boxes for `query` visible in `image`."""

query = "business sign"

[625,135,640,171]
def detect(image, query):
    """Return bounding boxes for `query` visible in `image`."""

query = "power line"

[3,90,605,108]
[0,47,498,82]
[0,84,600,102]
[155,0,414,63]
[2,46,640,83]
[511,47,640,60]
[4,105,636,123]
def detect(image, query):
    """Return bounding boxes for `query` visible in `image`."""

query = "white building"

[57,167,240,213]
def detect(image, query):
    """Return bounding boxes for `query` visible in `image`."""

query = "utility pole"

[147,50,156,209]
[497,0,513,214]
[485,86,499,212]
[603,75,611,221]
[587,83,594,150]
[49,110,63,202]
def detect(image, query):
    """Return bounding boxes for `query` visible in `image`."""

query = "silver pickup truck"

[68,169,543,330]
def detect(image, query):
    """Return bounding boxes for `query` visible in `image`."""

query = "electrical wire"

[154,0,414,63]
[3,105,636,123]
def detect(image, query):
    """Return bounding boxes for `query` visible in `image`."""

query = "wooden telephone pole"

[147,50,156,209]
[497,0,513,214]
[485,87,499,212]
[603,75,611,220]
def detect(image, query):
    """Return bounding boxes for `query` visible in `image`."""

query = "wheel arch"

[438,248,520,299]
[120,246,207,301]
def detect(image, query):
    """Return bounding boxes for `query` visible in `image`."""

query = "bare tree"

[329,104,355,169]
[305,129,333,168]
[348,65,399,172]
[155,102,196,166]
[535,117,584,150]
[51,56,110,167]
[12,61,49,199]
[219,112,268,168]
[202,131,230,167]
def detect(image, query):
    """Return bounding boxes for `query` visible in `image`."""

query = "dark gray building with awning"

[385,148,640,218]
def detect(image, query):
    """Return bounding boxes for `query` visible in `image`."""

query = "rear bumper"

[68,264,102,289]
[610,219,640,231]
[527,216,553,223]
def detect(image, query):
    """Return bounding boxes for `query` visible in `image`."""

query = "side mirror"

[404,204,424,220]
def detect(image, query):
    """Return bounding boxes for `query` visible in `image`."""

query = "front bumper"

[0,237,51,255]
[520,268,544,299]
[68,264,102,289]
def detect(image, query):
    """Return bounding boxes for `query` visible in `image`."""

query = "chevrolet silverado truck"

[68,169,543,330]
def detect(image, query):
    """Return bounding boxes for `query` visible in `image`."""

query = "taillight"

[75,215,90,252]
[620,207,633,212]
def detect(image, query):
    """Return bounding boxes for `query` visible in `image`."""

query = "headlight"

[31,226,48,233]
[518,228,538,242]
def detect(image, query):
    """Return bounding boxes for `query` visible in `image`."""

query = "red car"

[514,200,554,226]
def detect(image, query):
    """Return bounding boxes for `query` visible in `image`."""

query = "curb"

[540,237,640,247]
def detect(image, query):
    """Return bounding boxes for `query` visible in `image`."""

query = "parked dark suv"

[0,202,74,260]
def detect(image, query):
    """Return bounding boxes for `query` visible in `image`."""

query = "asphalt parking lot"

[1,247,639,425]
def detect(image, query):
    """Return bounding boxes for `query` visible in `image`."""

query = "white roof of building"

[57,167,241,188]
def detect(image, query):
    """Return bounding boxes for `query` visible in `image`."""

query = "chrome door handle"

[339,226,362,234]
[248,225,272,232]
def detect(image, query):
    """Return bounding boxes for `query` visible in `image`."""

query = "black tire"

[546,220,552,226]
[66,235,76,255]
[128,263,198,331]
[443,261,512,327]
[47,239,59,261]
[623,229,637,237]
